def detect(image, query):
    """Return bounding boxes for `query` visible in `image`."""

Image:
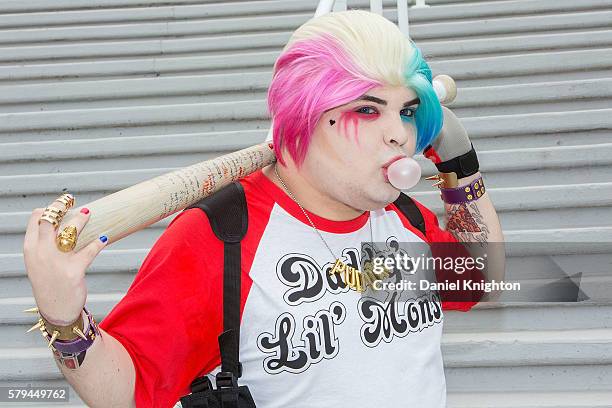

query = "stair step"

[0,140,610,194]
[0,44,608,88]
[447,391,612,408]
[0,73,610,116]
[0,94,612,135]
[0,9,610,63]
[445,364,612,392]
[0,0,222,14]
[442,328,612,367]
[2,328,611,374]
[2,226,612,272]
[0,0,608,27]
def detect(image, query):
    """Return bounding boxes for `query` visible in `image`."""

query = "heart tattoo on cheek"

[329,119,336,126]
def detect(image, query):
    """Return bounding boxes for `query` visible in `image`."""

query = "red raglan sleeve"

[98,208,224,408]
[411,199,485,312]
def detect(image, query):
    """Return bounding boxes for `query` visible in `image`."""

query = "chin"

[384,188,402,204]
[362,185,401,210]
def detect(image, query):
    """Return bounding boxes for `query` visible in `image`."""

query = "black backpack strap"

[393,193,426,238]
[186,182,248,380]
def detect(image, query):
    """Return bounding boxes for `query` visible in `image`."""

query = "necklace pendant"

[360,260,391,291]
[329,259,365,292]
[361,261,376,289]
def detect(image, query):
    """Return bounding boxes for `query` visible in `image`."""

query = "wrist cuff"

[45,307,100,354]
[432,143,479,179]
[39,309,85,341]
[440,176,486,204]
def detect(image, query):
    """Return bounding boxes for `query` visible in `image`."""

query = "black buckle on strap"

[216,371,239,389]
[190,375,213,393]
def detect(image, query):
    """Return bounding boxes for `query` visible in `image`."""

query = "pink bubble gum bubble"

[387,157,422,190]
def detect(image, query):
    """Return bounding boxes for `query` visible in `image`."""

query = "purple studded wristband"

[440,176,486,204]
[45,307,100,354]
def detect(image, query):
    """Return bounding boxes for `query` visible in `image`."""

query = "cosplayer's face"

[302,84,419,210]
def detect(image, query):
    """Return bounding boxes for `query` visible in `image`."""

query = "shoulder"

[167,206,213,235]
[387,194,458,244]
[154,207,218,257]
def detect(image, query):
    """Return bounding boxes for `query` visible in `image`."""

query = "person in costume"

[23,10,505,408]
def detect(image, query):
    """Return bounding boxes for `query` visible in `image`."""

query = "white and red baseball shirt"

[99,169,483,407]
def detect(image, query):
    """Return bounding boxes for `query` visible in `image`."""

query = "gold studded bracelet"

[40,311,85,341]
[25,306,100,357]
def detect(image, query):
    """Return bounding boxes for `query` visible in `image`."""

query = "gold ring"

[38,214,61,229]
[54,193,75,209]
[56,225,78,252]
[37,193,74,228]
[38,206,66,227]
[42,207,66,217]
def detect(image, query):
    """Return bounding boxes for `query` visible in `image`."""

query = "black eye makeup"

[400,107,417,120]
[350,105,417,122]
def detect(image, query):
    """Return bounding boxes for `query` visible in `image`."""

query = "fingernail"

[80,208,90,215]
[99,235,108,243]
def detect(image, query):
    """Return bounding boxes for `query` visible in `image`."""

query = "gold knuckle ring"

[42,207,66,217]
[38,212,63,229]
[37,193,74,228]
[56,225,78,252]
[55,193,75,209]
[38,214,59,229]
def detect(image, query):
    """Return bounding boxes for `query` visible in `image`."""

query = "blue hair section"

[403,43,443,153]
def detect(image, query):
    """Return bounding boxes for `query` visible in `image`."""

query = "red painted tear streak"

[338,111,368,144]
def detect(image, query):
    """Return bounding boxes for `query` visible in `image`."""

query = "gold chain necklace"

[273,164,388,292]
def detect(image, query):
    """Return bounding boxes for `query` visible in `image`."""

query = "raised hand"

[23,194,108,326]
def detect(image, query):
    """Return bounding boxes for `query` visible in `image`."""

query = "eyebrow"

[355,95,421,107]
[323,95,421,113]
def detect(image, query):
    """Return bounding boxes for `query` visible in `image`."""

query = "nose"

[382,115,416,154]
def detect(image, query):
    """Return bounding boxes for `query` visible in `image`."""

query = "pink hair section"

[267,33,381,167]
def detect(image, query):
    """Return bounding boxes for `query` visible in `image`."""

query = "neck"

[262,163,365,221]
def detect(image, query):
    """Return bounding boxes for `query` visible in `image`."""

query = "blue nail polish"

[99,235,108,243]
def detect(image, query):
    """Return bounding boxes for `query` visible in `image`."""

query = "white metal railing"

[315,0,430,38]
[266,0,430,142]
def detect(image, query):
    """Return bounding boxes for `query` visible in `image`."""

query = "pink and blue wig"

[267,10,443,167]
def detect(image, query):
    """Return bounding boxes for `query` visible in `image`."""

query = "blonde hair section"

[284,10,414,87]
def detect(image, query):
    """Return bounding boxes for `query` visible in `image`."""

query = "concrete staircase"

[0,0,611,406]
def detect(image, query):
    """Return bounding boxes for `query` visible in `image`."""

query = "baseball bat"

[61,75,457,252]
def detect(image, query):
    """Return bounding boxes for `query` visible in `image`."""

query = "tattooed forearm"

[440,173,506,289]
[445,200,490,247]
